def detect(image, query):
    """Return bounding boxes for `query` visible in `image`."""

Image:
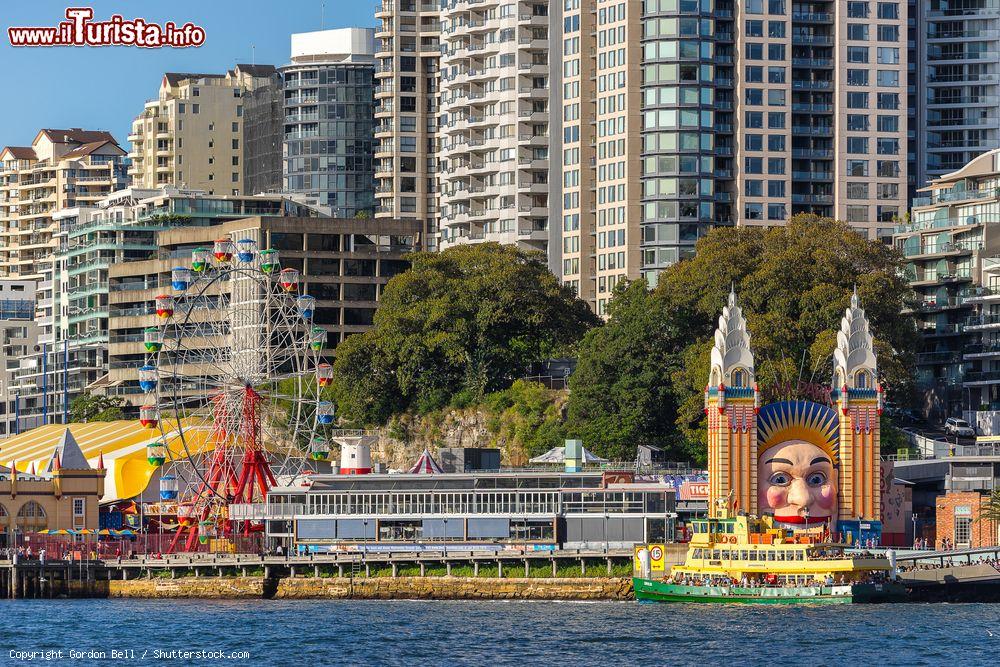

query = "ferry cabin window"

[712,549,721,560]
[740,550,748,560]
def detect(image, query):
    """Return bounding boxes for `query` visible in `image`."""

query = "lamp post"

[443,517,448,559]
[912,512,919,550]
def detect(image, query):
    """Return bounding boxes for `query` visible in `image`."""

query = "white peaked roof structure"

[833,288,878,389]
[45,428,92,473]
[709,287,755,386]
[409,449,444,474]
[529,446,609,465]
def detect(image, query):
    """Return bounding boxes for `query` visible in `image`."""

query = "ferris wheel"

[136,237,336,552]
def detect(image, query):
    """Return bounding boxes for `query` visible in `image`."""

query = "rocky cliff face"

[371,409,495,470]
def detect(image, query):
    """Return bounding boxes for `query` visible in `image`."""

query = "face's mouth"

[774,515,830,526]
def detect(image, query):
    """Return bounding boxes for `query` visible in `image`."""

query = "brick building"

[934,491,999,549]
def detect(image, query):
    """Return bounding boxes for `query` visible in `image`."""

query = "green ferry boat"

[633,514,907,604]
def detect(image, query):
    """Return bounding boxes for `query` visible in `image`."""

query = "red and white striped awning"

[408,449,444,474]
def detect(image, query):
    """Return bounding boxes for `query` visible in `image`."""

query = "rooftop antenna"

[251,44,255,67]
[321,2,325,30]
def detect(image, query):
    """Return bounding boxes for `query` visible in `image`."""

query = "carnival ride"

[138,237,332,551]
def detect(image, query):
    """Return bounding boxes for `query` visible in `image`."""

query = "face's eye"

[768,472,791,486]
[807,471,827,486]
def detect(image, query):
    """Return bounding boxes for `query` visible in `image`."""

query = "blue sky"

[0,0,380,147]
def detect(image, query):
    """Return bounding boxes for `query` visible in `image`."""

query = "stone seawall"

[108,576,633,601]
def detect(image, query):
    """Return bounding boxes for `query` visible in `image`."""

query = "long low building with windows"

[236,471,677,552]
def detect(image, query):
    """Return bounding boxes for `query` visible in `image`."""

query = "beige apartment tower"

[127,65,280,195]
[374,2,441,250]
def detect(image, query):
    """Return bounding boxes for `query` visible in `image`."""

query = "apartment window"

[768,66,786,84]
[232,172,239,182]
[232,122,239,132]
[846,205,869,222]
[178,103,185,113]
[232,156,239,166]
[847,46,869,63]
[877,47,900,66]
[768,21,786,38]
[877,115,899,132]
[746,89,763,105]
[745,43,763,59]
[878,93,899,109]
[745,203,764,219]
[847,182,869,199]
[877,160,900,177]
[768,0,785,14]
[232,139,240,149]
[745,157,763,174]
[877,138,900,154]
[745,66,763,82]
[768,89,786,106]
[847,114,869,131]
[767,180,785,197]
[745,111,763,128]
[747,0,763,13]
[877,2,899,19]
[847,160,869,177]
[847,24,869,40]
[746,20,763,36]
[746,134,763,150]
[877,25,899,42]
[192,104,200,114]
[848,92,869,108]
[847,1,869,17]
[745,179,763,196]
[768,203,786,220]
[192,87,199,96]
[768,157,785,175]
[877,70,899,87]
[877,183,899,200]
[768,44,785,60]
[847,137,869,154]
[847,69,869,86]
[767,112,785,129]
[768,135,785,151]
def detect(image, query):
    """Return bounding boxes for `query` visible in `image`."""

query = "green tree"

[332,243,598,425]
[566,280,692,462]
[70,393,126,423]
[976,489,1000,526]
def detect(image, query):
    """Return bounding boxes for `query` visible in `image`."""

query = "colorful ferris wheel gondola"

[139,405,159,429]
[147,440,167,467]
[309,327,327,351]
[213,238,233,262]
[144,327,163,353]
[296,295,316,320]
[309,437,330,461]
[138,364,158,392]
[191,247,210,272]
[259,249,279,274]
[316,401,335,425]
[154,295,174,319]
[279,268,299,292]
[235,238,256,262]
[171,267,192,291]
[316,363,333,388]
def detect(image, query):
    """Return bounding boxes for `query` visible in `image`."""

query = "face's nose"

[787,478,810,513]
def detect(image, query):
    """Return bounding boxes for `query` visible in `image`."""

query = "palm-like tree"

[976,489,1000,526]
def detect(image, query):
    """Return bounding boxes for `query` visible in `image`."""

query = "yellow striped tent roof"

[0,420,213,503]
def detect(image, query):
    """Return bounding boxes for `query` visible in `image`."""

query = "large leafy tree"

[566,281,690,462]
[333,243,598,425]
[567,214,917,463]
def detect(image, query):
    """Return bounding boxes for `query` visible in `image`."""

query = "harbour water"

[0,600,998,665]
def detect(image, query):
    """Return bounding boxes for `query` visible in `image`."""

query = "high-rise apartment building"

[895,148,1000,421]
[127,65,281,195]
[434,1,560,265]
[281,29,377,217]
[914,0,1000,188]
[560,1,642,312]
[374,1,441,251]
[381,0,909,305]
[0,129,127,280]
